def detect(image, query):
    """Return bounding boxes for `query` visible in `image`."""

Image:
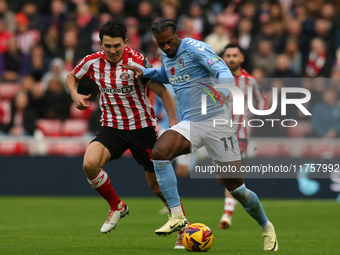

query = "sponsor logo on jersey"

[143,58,153,68]
[119,70,132,81]
[178,58,185,69]
[207,56,221,67]
[170,66,176,75]
[100,85,134,94]
[169,74,190,84]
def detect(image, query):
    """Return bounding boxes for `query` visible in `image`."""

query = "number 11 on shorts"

[220,137,234,151]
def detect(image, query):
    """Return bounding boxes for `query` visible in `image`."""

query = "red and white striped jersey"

[74,47,157,130]
[227,69,267,139]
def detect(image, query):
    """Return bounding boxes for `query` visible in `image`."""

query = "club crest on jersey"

[170,66,176,75]
[99,73,105,79]
[178,58,185,69]
[119,70,131,81]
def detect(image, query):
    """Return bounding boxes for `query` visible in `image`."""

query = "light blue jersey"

[142,38,233,121]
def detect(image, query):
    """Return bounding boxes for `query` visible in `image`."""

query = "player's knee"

[152,146,170,160]
[226,179,244,192]
[83,158,101,176]
[83,160,93,172]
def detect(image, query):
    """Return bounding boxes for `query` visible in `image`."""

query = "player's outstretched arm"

[121,64,170,84]
[66,70,91,110]
[147,81,178,127]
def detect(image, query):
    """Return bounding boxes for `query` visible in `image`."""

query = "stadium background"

[0,0,340,201]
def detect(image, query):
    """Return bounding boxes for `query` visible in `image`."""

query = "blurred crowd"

[1,0,340,139]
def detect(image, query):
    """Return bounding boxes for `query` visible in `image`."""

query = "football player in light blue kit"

[122,19,278,251]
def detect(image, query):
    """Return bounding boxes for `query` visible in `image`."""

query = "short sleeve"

[143,57,153,68]
[74,54,95,80]
[190,42,233,79]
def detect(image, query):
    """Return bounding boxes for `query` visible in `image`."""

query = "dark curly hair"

[99,20,127,41]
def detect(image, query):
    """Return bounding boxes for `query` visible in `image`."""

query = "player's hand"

[72,94,91,110]
[120,65,143,78]
[215,90,228,104]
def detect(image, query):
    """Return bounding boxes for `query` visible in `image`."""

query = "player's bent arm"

[142,65,170,84]
[147,81,178,127]
[211,71,233,103]
[190,44,233,99]
[66,70,91,110]
[66,70,80,99]
[122,64,169,84]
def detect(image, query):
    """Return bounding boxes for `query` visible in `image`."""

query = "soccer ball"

[182,223,214,252]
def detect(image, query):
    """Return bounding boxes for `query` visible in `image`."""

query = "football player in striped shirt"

[66,20,184,248]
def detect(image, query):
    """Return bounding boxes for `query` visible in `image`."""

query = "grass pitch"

[0,197,339,254]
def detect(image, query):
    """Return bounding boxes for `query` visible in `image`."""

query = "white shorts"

[170,113,241,163]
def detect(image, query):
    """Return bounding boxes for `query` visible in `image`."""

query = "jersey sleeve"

[142,64,170,84]
[190,42,233,80]
[250,78,267,111]
[143,57,153,68]
[74,55,93,80]
[188,41,232,98]
[130,53,156,84]
[140,57,152,84]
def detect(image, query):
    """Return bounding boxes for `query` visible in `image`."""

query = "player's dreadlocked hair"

[152,18,177,34]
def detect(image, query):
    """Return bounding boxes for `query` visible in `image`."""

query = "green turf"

[0,197,339,254]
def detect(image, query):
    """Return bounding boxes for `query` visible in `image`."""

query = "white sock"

[260,221,272,231]
[170,204,183,215]
[224,197,237,213]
